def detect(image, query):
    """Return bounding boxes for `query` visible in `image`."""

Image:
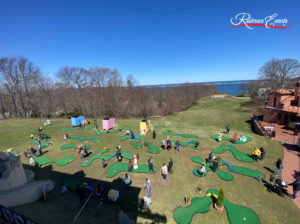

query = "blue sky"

[0,0,299,85]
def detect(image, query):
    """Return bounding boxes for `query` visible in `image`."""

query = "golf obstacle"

[173,189,260,224]
[212,145,254,162]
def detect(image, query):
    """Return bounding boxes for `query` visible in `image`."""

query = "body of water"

[144,80,257,96]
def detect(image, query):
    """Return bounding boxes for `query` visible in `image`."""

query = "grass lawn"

[1,96,299,224]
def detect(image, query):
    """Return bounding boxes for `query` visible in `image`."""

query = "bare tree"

[258,58,300,90]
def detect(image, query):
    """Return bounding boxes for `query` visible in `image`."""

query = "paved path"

[282,145,300,208]
[273,126,300,209]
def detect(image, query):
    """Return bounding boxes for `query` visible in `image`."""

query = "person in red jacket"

[233,133,237,144]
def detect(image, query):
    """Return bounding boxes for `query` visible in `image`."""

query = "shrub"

[217,188,225,207]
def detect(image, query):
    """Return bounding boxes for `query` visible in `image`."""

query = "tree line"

[0,56,217,119]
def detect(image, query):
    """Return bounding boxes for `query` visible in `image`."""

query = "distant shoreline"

[142,80,258,88]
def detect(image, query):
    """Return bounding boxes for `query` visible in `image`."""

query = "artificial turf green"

[212,145,254,162]
[105,163,157,178]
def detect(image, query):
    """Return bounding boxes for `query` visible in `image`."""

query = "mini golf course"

[34,156,75,166]
[68,135,100,143]
[211,135,252,144]
[192,157,233,181]
[192,157,265,180]
[60,143,92,150]
[105,163,157,178]
[212,145,254,162]
[162,129,198,138]
[80,148,134,167]
[173,189,260,224]
[120,135,147,141]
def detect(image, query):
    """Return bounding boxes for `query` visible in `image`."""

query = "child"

[24,150,28,158]
[270,175,274,186]
[101,159,106,168]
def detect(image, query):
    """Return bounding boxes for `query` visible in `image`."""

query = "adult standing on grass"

[152,130,156,140]
[128,159,133,172]
[260,147,266,161]
[226,124,230,134]
[124,173,131,190]
[175,140,180,151]
[130,130,134,139]
[289,178,300,200]
[144,178,151,198]
[37,142,42,156]
[148,156,154,173]
[161,163,168,180]
[76,184,85,205]
[274,158,282,176]
[168,158,173,174]
[161,139,166,150]
[212,160,218,173]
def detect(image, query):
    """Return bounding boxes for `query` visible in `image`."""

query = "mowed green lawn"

[1,96,299,224]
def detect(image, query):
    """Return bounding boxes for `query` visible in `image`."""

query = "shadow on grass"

[13,164,167,224]
[262,179,290,198]
[264,166,275,174]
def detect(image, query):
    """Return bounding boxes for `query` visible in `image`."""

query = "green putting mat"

[213,145,254,163]
[162,129,198,138]
[35,156,75,166]
[60,144,92,150]
[173,196,212,224]
[170,140,198,147]
[211,135,252,144]
[120,135,147,141]
[173,189,260,224]
[80,149,133,167]
[145,142,161,154]
[31,139,49,149]
[105,163,157,178]
[130,141,144,149]
[192,157,233,181]
[80,148,110,167]
[68,135,100,143]
[224,198,260,224]
[223,163,265,179]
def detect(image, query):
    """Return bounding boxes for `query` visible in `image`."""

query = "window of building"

[273,97,277,107]
[278,113,281,121]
